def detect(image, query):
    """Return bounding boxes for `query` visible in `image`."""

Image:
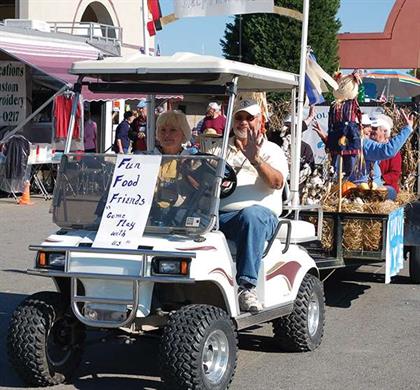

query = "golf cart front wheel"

[272,274,325,352]
[160,304,238,389]
[7,291,85,386]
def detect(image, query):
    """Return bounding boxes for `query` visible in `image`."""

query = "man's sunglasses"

[234,113,255,122]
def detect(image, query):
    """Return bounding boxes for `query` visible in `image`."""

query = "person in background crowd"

[114,111,135,154]
[129,99,147,153]
[313,110,414,194]
[83,112,97,153]
[199,102,226,136]
[370,114,402,200]
[268,106,316,180]
[361,113,372,137]
[219,99,288,312]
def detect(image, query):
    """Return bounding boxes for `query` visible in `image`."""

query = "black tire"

[408,246,420,284]
[160,304,238,390]
[7,291,85,386]
[272,274,325,352]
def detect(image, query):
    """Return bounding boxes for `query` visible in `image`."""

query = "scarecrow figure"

[327,70,363,210]
[327,70,363,177]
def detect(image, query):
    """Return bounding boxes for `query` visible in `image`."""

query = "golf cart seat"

[275,219,316,243]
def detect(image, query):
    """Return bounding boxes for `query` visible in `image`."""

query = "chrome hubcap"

[202,329,229,384]
[307,292,320,337]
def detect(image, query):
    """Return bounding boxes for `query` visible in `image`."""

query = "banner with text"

[385,207,404,283]
[0,61,26,126]
[92,155,162,249]
[175,0,274,18]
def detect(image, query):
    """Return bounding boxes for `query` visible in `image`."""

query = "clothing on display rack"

[2,135,30,179]
[53,94,82,140]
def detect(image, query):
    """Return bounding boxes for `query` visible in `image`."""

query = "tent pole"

[64,81,82,154]
[1,85,68,143]
[290,0,310,207]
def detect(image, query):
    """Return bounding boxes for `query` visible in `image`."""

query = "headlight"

[36,251,66,269]
[152,257,190,276]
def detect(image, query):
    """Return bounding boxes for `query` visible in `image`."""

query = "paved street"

[1,197,420,390]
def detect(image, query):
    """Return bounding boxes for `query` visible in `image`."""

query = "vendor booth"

[0,27,165,199]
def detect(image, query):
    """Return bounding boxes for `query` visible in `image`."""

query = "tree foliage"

[220,0,341,77]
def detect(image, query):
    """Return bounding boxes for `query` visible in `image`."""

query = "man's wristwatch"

[251,155,263,167]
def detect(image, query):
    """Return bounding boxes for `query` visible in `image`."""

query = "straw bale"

[362,220,382,251]
[342,219,364,250]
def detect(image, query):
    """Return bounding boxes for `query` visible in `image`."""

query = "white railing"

[48,21,122,45]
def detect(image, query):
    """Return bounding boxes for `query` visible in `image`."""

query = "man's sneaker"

[238,288,263,313]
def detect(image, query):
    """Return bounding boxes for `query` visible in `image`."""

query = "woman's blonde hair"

[156,110,192,143]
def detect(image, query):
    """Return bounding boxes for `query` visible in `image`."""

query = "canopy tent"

[70,52,299,93]
[362,70,420,99]
[0,30,174,101]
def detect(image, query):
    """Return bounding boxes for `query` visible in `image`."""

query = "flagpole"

[290,0,310,207]
[142,0,156,151]
[142,0,149,54]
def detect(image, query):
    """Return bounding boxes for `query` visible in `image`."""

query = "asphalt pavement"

[1,196,420,390]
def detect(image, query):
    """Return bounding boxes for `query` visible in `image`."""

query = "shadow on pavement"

[0,292,163,389]
[323,269,371,308]
[238,333,287,354]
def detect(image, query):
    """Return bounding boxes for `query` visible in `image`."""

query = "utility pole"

[238,14,242,62]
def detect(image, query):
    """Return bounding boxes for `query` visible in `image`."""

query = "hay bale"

[362,220,383,251]
[342,219,364,251]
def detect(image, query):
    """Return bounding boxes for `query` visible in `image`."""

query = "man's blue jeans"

[219,205,278,287]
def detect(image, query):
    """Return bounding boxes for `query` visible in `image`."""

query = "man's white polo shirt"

[220,137,288,216]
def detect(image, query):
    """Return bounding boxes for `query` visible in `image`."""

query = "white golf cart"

[7,53,324,389]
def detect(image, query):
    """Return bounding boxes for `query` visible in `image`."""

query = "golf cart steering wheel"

[220,162,237,199]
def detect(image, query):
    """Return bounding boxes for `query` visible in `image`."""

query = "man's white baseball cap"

[371,114,393,133]
[361,114,372,126]
[208,102,221,111]
[234,99,261,117]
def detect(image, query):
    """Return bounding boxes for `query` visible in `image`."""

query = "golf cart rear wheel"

[7,291,85,386]
[160,304,238,390]
[407,246,420,284]
[272,274,325,352]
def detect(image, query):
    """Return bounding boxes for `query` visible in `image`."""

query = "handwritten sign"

[385,207,404,283]
[175,0,274,18]
[0,61,26,126]
[92,155,162,249]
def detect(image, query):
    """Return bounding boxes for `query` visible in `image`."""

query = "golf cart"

[7,53,325,389]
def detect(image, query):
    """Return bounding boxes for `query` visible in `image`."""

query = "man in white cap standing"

[219,99,288,312]
[199,102,226,135]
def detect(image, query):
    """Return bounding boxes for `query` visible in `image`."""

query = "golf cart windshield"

[52,153,222,235]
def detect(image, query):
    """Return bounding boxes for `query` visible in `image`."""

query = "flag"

[147,0,162,36]
[304,52,338,105]
[174,0,274,18]
[378,86,387,103]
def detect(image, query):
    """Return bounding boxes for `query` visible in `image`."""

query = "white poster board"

[175,0,274,18]
[92,155,162,249]
[0,61,26,126]
[385,207,405,283]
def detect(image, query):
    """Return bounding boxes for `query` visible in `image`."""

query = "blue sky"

[156,0,396,56]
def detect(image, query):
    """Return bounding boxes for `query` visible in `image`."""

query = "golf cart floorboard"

[313,256,346,270]
[235,302,294,330]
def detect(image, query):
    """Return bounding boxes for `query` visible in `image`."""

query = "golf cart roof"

[70,52,299,93]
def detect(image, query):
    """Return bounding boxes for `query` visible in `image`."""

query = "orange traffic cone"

[18,180,33,205]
